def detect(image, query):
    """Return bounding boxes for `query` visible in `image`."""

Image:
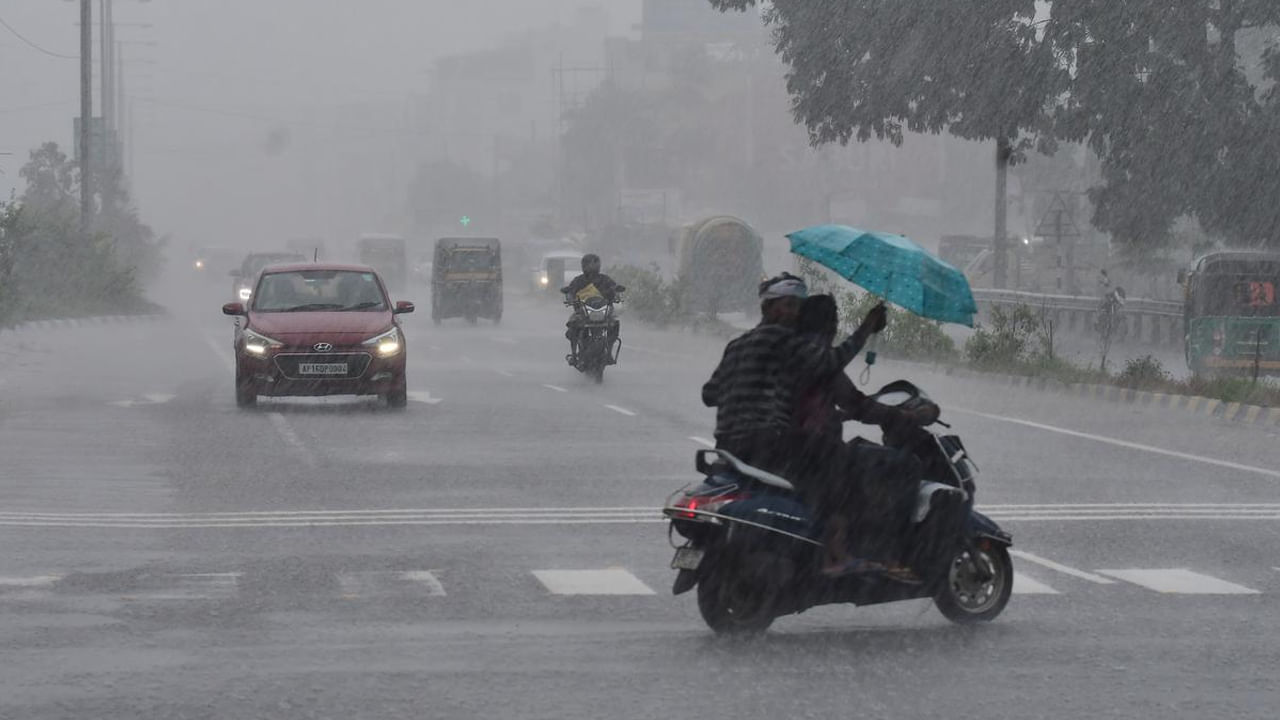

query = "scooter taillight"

[672,492,750,520]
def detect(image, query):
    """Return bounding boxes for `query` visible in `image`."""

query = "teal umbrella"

[787,224,978,326]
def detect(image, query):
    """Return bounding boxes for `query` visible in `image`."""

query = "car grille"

[273,352,372,380]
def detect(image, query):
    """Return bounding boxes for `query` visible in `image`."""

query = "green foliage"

[1117,355,1172,389]
[0,142,159,327]
[710,0,1280,253]
[607,264,689,327]
[964,305,1048,369]
[838,291,957,362]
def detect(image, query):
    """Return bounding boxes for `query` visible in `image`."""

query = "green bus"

[1180,251,1280,377]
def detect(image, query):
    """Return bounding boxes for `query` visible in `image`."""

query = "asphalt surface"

[1,273,1278,719]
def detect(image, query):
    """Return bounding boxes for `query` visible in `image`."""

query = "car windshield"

[252,270,387,312]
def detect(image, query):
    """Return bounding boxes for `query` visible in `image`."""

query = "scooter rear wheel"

[934,543,1012,624]
[696,560,777,635]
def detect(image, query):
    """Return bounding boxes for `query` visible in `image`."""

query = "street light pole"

[80,0,93,236]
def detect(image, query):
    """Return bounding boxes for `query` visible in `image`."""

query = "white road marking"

[130,572,240,601]
[1012,574,1060,595]
[533,568,656,596]
[1009,549,1116,584]
[204,333,235,372]
[336,570,446,599]
[407,391,443,405]
[983,503,1280,521]
[110,393,176,408]
[1097,568,1261,595]
[604,404,637,417]
[402,570,447,596]
[690,436,715,448]
[624,345,695,361]
[0,575,61,587]
[542,384,568,393]
[269,412,317,468]
[953,407,1280,481]
[494,369,514,377]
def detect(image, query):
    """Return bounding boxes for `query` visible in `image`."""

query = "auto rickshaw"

[532,250,584,297]
[431,237,503,325]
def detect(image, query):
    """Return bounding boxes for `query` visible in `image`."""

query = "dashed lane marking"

[110,393,176,408]
[1009,550,1116,584]
[1012,574,1060,595]
[336,570,447,599]
[0,575,60,588]
[269,412,317,468]
[495,369,514,377]
[204,333,235,372]
[532,568,656,596]
[952,407,1280,481]
[690,436,715,448]
[542,384,568,393]
[407,391,444,405]
[604,404,637,417]
[1097,568,1261,595]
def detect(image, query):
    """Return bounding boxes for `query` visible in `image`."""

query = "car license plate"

[671,547,704,571]
[298,362,347,375]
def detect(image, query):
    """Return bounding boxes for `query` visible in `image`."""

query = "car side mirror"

[615,285,627,293]
[1176,269,1188,286]
[560,286,571,294]
[222,302,247,316]
[393,300,415,315]
[229,269,241,278]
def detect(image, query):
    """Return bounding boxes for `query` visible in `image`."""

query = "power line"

[0,14,78,60]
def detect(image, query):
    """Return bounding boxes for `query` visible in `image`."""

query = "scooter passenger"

[792,295,936,577]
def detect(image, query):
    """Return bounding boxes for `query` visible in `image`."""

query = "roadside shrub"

[964,305,1044,369]
[1117,355,1170,389]
[838,290,958,363]
[607,263,687,327]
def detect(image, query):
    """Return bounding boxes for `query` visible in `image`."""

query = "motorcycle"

[563,287,624,384]
[661,380,1014,635]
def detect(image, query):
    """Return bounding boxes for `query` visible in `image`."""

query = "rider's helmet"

[758,272,808,301]
[581,253,601,275]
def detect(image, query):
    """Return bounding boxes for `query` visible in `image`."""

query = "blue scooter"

[662,380,1013,635]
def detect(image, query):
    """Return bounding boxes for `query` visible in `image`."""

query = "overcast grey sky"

[1,1,641,247]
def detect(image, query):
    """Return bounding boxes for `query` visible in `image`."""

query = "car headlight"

[195,260,205,270]
[539,274,549,286]
[241,328,283,357]
[238,286,253,301]
[363,327,402,357]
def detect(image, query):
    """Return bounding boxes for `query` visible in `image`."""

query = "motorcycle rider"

[563,253,621,365]
[701,274,886,521]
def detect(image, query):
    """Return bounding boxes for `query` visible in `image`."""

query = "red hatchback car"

[221,264,414,408]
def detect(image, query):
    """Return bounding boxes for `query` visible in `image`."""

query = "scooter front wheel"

[934,543,1013,624]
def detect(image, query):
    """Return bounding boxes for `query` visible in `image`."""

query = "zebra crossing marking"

[1097,569,1261,595]
[533,568,656,596]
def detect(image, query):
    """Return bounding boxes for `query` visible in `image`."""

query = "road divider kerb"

[5,312,167,333]
[936,364,1280,429]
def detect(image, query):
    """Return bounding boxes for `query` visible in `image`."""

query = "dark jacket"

[702,322,872,443]
[566,272,619,302]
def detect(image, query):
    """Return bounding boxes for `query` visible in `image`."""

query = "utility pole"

[79,0,93,236]
[993,137,1011,290]
[100,0,114,135]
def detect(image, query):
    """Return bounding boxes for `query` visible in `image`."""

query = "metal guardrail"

[970,289,1183,346]
[971,289,1181,317]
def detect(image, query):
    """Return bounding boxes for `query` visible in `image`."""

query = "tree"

[709,0,1066,288]
[1046,0,1280,255]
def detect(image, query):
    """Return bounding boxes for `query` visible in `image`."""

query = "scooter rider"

[701,273,886,498]
[563,253,621,364]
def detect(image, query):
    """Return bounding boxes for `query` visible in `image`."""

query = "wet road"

[1,277,1278,719]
